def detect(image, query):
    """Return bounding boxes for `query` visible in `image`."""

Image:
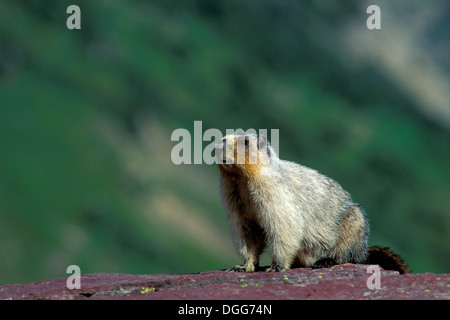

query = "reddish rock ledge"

[0,264,448,300]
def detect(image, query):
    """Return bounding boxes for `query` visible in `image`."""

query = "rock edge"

[0,264,448,300]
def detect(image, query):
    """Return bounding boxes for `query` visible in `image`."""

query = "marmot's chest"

[232,181,261,221]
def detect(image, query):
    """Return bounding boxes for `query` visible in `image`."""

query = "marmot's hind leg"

[330,205,368,264]
[312,258,338,269]
[312,205,368,269]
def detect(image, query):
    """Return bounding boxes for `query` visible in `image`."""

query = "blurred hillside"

[0,0,448,285]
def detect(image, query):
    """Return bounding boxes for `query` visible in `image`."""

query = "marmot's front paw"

[265,264,288,272]
[230,264,255,273]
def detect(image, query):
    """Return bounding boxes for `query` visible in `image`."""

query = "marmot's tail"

[364,246,410,274]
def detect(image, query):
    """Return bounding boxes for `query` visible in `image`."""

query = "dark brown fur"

[365,246,410,274]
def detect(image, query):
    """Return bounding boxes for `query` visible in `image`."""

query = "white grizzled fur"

[217,132,368,272]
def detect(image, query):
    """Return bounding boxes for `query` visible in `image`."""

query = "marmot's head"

[215,131,274,177]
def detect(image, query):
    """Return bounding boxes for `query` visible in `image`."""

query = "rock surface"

[0,264,448,300]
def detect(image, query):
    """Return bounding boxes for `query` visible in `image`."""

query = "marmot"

[215,132,409,274]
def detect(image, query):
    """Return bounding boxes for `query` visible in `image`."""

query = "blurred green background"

[0,0,449,285]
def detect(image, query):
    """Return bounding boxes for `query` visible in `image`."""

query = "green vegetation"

[0,0,448,284]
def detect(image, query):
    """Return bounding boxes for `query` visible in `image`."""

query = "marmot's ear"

[258,135,268,149]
